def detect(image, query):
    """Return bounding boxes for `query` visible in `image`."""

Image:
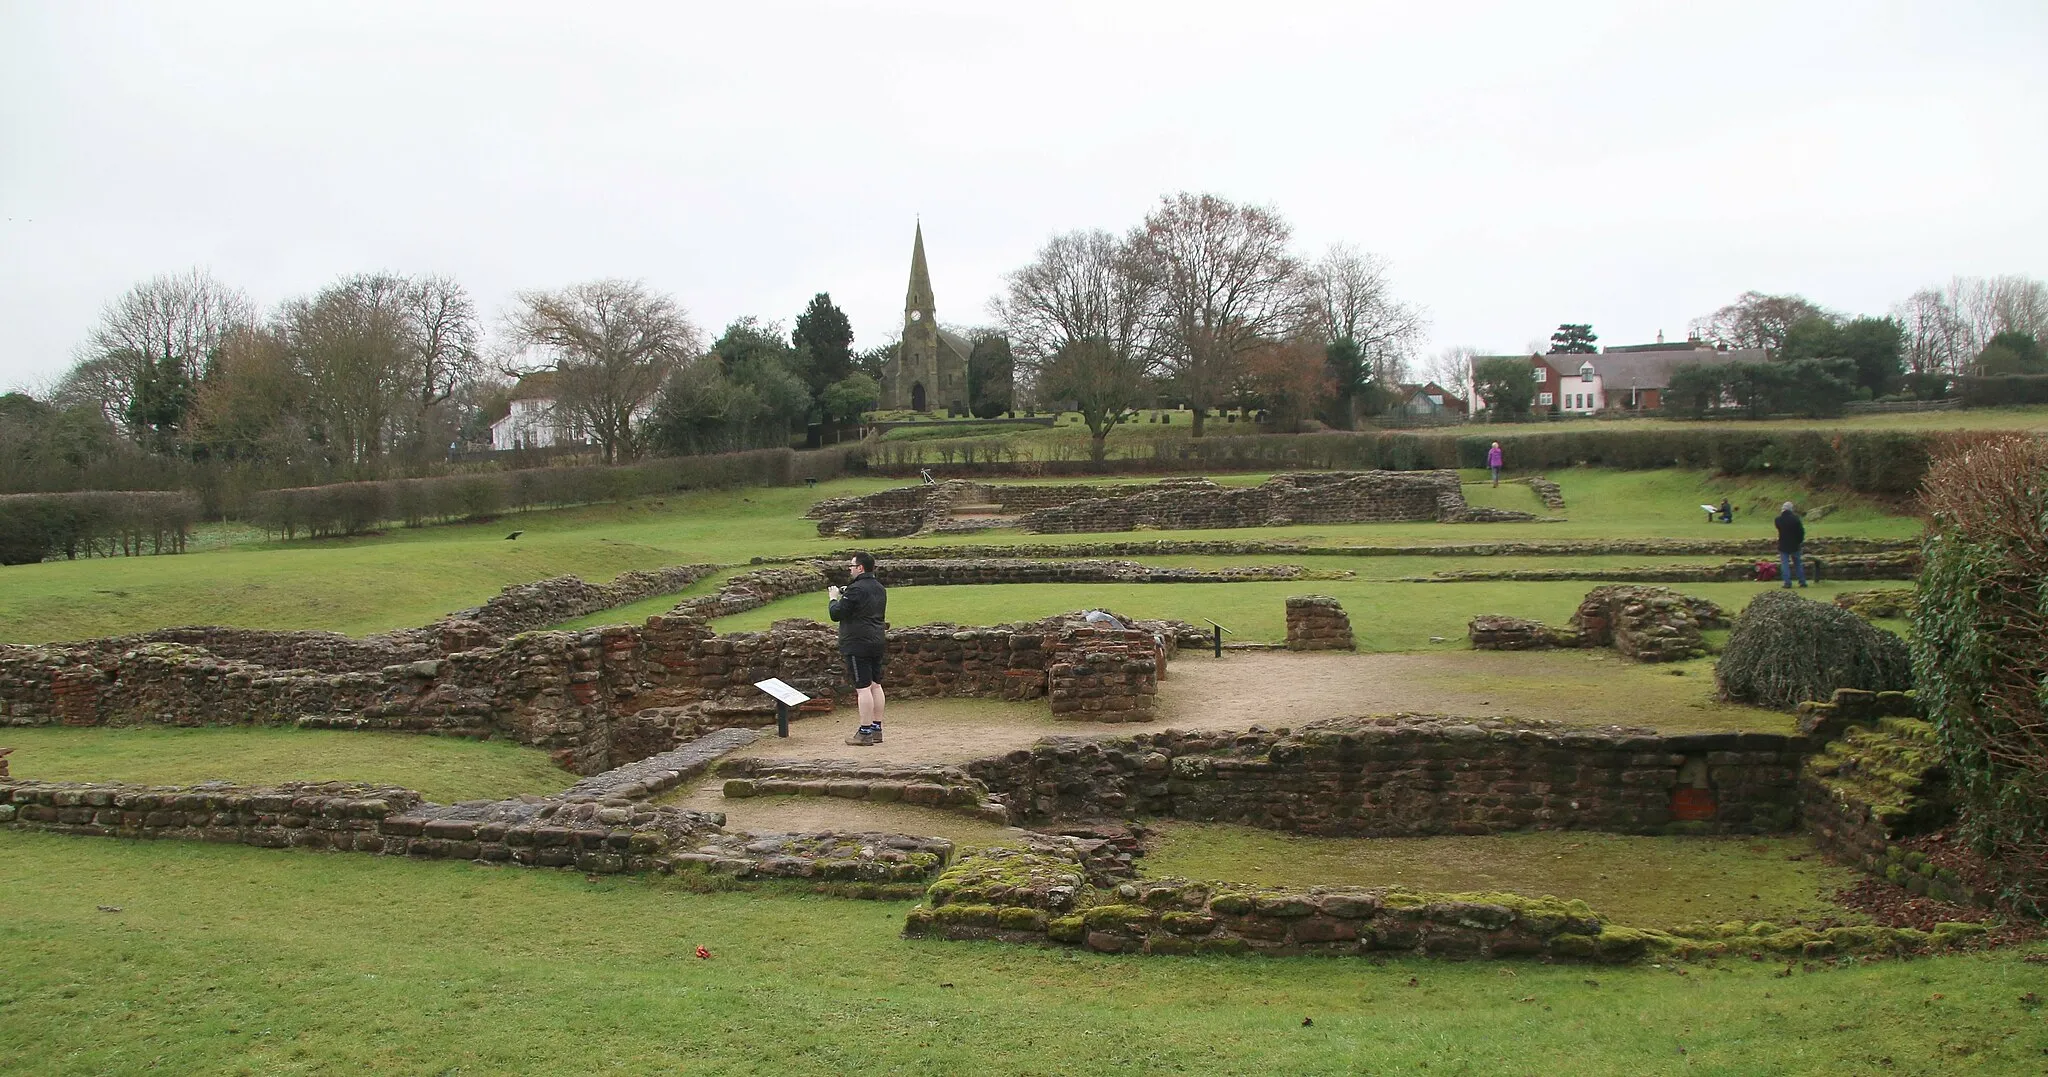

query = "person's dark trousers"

[1779,550,1808,587]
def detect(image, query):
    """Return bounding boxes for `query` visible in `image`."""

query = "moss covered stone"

[931,903,1002,929]
[997,907,1048,932]
[1160,911,1218,936]
[1081,904,1157,932]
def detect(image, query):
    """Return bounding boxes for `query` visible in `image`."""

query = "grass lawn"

[1141,824,1864,930]
[3,831,2043,1076]
[0,727,573,803]
[715,577,1897,649]
[0,467,1919,644]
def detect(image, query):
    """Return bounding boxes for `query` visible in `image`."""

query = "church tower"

[898,222,941,412]
[882,221,969,413]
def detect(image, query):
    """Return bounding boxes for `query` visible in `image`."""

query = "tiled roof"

[1558,347,1767,390]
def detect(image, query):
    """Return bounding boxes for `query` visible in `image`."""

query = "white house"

[491,373,565,451]
[488,371,662,451]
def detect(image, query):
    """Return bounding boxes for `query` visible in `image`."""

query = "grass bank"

[0,467,1917,644]
[1141,824,1864,929]
[716,577,1897,649]
[1,832,2041,1075]
[0,727,572,803]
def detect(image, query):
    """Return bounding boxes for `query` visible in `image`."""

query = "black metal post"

[1213,624,1223,658]
[776,700,790,738]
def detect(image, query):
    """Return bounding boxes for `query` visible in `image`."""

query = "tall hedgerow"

[0,490,198,564]
[1912,435,2048,913]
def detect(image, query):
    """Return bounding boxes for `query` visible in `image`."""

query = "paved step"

[564,727,763,802]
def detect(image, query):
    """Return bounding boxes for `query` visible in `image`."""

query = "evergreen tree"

[1548,324,1597,354]
[792,293,854,398]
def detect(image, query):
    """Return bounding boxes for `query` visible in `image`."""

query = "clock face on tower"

[909,311,923,321]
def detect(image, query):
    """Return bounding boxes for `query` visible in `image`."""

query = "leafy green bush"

[1911,435,2048,913]
[1956,375,2048,408]
[1715,590,1913,709]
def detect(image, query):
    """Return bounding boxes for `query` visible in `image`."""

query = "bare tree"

[1420,345,1481,394]
[1689,292,1834,353]
[1892,287,1973,376]
[1947,275,2048,369]
[1302,243,1425,424]
[407,275,481,411]
[1130,193,1300,436]
[282,274,418,471]
[991,229,1153,461]
[507,280,702,463]
[1890,275,2048,376]
[71,269,254,448]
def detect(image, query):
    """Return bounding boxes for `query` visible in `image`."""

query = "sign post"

[1204,619,1231,658]
[753,678,811,738]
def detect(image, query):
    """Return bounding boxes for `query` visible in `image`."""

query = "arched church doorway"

[911,382,927,412]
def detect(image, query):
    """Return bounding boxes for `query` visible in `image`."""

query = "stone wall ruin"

[809,471,1537,539]
[1468,585,1726,662]
[965,715,1808,836]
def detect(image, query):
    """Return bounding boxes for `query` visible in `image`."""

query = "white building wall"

[491,397,561,451]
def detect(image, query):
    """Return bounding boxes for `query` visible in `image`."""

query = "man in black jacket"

[828,551,888,744]
[1774,501,1808,588]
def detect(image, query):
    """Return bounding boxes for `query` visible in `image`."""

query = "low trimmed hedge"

[247,447,854,539]
[858,427,2015,496]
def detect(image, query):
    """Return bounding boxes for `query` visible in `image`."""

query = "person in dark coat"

[1717,498,1733,524]
[1774,501,1808,588]
[828,551,888,744]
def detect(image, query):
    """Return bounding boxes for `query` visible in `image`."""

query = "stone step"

[717,759,1011,825]
[563,727,762,801]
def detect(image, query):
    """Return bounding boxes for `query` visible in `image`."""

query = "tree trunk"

[1191,408,1206,437]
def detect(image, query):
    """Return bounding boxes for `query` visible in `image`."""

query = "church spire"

[905,220,934,315]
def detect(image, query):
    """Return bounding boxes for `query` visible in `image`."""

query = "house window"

[1539,392,1554,406]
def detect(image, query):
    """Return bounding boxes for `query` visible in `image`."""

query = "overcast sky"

[2,0,2044,392]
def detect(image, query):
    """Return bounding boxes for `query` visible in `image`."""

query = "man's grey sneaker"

[845,725,877,746]
[870,721,883,744]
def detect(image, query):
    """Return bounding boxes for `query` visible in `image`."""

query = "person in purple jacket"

[1487,442,1504,487]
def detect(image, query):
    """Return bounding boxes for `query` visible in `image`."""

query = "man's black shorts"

[844,654,884,689]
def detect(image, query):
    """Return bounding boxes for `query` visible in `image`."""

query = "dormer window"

[1580,363,1595,382]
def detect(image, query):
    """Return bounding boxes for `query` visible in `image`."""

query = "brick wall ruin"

[0,605,1187,775]
[965,716,1810,836]
[0,728,955,887]
[1468,585,1727,662]
[1284,596,1355,651]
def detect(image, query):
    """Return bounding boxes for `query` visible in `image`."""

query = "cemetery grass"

[4,832,2045,1077]
[0,726,573,804]
[0,467,1915,644]
[1141,825,1866,929]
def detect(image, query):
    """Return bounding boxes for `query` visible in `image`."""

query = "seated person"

[1718,498,1733,523]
